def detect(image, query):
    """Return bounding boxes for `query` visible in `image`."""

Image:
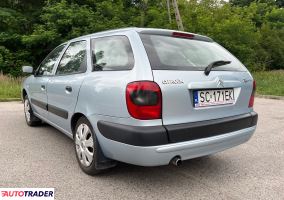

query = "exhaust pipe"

[171,156,182,166]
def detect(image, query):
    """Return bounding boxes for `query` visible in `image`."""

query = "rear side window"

[91,36,134,71]
[140,34,246,71]
[56,40,87,75]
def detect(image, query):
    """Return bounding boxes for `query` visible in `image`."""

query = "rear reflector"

[249,80,256,108]
[126,81,162,120]
[172,32,194,39]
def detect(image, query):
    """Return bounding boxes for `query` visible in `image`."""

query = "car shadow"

[37,122,232,183]
[106,154,228,177]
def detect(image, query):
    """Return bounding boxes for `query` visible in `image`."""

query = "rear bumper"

[97,125,257,166]
[97,112,258,146]
[96,112,258,166]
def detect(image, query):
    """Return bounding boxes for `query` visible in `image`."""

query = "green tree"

[0,0,283,76]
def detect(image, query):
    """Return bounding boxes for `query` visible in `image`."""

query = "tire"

[74,117,103,175]
[24,96,41,126]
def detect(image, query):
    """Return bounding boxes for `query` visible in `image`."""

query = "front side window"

[91,36,134,71]
[56,41,87,75]
[36,44,66,76]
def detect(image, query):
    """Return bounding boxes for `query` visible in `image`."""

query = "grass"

[253,70,284,97]
[0,70,283,101]
[0,73,23,99]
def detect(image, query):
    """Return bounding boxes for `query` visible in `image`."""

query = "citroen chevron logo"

[217,79,224,88]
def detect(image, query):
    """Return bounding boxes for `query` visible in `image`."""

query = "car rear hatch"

[139,30,254,132]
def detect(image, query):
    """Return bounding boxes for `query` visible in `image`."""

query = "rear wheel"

[74,117,102,175]
[24,96,41,126]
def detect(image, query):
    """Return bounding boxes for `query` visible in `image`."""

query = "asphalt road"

[0,98,283,200]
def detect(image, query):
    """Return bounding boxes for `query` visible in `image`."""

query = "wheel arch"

[71,112,86,136]
[22,89,28,101]
[71,112,117,170]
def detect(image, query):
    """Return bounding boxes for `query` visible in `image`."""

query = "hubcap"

[75,124,94,167]
[24,99,31,122]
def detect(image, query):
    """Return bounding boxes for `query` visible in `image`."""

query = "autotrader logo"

[0,188,54,200]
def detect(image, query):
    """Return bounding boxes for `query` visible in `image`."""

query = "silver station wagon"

[22,28,258,175]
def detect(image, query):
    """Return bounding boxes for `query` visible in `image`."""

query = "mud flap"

[95,137,117,170]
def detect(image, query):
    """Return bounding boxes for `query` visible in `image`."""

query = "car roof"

[68,27,213,43]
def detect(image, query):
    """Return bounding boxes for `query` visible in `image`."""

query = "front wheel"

[74,117,102,175]
[24,96,41,126]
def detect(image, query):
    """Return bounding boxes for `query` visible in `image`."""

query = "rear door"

[140,32,254,125]
[29,44,66,119]
[46,40,88,133]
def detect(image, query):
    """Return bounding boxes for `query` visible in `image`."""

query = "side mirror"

[22,66,33,74]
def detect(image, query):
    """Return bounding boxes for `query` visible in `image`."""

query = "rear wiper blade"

[204,60,231,76]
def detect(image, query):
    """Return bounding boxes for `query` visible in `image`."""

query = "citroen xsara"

[22,28,258,175]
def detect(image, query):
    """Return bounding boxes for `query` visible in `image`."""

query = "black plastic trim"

[30,98,68,119]
[48,104,68,119]
[31,98,47,110]
[165,112,258,143]
[97,121,168,146]
[97,112,257,146]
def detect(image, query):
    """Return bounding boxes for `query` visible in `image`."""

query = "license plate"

[193,89,235,107]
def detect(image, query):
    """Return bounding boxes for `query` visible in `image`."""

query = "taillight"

[172,32,194,39]
[249,80,256,108]
[126,81,162,120]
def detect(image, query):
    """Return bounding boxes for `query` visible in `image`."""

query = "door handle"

[65,86,72,93]
[41,85,46,91]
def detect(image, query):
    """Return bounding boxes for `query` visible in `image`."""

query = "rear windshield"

[140,34,246,71]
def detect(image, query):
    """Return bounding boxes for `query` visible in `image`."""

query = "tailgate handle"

[187,77,242,89]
